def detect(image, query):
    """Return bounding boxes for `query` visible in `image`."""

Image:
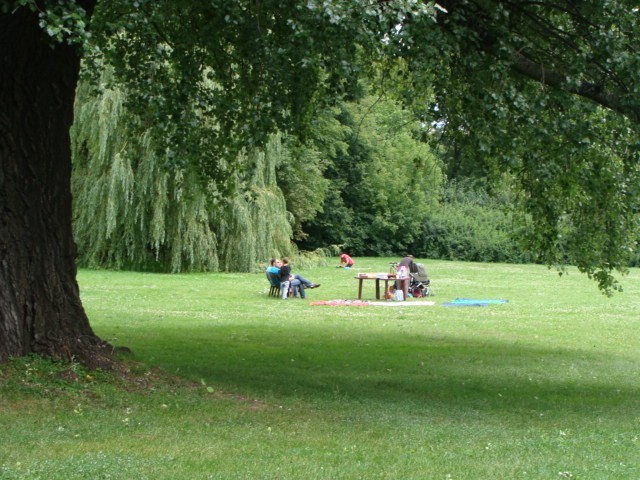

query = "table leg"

[358,279,363,300]
[375,279,381,299]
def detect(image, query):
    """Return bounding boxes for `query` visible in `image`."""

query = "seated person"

[266,258,281,276]
[279,257,293,300]
[266,258,321,299]
[339,253,355,268]
[385,284,395,300]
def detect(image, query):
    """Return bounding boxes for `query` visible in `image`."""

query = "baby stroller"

[409,263,432,297]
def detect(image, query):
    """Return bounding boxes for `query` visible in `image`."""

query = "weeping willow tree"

[71,78,294,273]
[217,135,296,272]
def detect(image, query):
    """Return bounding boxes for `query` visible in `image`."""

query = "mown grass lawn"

[1,258,639,479]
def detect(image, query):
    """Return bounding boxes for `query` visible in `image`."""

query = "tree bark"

[0,2,111,368]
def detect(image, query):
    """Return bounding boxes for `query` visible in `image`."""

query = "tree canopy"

[298,91,442,255]
[396,0,640,292]
[71,75,296,272]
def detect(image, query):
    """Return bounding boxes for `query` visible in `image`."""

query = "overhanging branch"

[435,0,640,124]
[510,51,639,123]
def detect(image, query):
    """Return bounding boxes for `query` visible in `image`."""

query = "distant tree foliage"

[71,79,294,272]
[217,137,296,272]
[274,110,342,241]
[413,179,533,264]
[299,92,442,256]
[71,76,443,269]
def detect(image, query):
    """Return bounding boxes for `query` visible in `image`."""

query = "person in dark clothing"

[279,257,292,299]
[398,255,417,273]
[396,255,416,294]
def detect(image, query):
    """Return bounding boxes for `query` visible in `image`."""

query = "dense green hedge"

[410,181,534,264]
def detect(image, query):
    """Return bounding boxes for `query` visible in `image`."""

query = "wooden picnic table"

[355,273,409,301]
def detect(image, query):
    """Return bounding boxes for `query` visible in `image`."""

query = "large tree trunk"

[0,2,111,368]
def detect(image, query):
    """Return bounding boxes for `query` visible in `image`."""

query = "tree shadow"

[155,327,639,419]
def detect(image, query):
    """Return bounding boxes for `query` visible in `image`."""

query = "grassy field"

[1,258,639,479]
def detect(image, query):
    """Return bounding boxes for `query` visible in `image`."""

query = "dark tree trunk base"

[36,336,116,371]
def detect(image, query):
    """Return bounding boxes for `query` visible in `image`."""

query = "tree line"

[73,74,542,271]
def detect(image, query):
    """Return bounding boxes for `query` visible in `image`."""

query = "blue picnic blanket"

[442,298,509,307]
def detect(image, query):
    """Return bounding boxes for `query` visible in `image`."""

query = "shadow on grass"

[139,326,639,419]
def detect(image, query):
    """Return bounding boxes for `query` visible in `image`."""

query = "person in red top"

[339,253,355,268]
